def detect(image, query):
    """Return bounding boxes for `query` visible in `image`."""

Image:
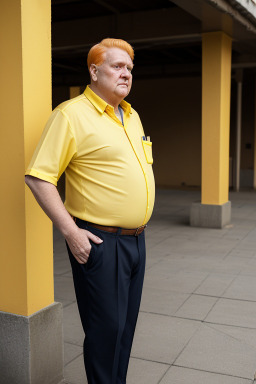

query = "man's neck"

[90,84,122,113]
[115,106,123,124]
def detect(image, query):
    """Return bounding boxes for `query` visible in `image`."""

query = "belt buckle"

[135,224,147,236]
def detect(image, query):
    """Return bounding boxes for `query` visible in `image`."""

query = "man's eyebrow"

[112,61,134,68]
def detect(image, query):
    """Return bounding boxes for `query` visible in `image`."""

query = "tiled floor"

[54,189,256,384]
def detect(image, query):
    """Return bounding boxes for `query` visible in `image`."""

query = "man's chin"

[116,88,130,99]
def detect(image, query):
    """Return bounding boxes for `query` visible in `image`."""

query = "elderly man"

[25,38,155,384]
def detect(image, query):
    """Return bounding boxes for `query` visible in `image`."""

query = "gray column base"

[190,201,231,228]
[0,302,64,384]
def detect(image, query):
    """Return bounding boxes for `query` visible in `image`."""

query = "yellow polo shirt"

[26,86,155,228]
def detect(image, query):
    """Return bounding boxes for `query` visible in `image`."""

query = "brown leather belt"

[73,217,147,236]
[86,222,147,236]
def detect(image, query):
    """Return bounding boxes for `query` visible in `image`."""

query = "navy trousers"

[66,219,146,384]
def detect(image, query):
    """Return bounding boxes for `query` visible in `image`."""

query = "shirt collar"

[84,85,132,115]
[120,99,132,115]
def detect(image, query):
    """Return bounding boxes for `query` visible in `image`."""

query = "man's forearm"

[25,175,77,238]
[25,175,103,264]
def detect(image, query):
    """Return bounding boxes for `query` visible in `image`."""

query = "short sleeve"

[25,109,77,186]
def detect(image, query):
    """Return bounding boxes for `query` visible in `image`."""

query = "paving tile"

[145,257,165,269]
[64,354,87,384]
[222,255,252,270]
[150,236,205,255]
[159,366,253,384]
[54,275,76,302]
[140,287,190,316]
[146,238,185,257]
[194,257,246,275]
[62,270,74,278]
[205,298,256,328]
[127,358,169,384]
[222,275,256,301]
[145,243,168,269]
[232,208,256,220]
[64,342,83,366]
[57,299,76,308]
[63,302,84,346]
[54,256,72,275]
[222,233,251,242]
[240,229,256,243]
[131,312,200,364]
[177,257,224,275]
[240,258,256,276]
[144,259,187,278]
[53,225,64,237]
[174,294,218,320]
[202,237,240,250]
[208,323,256,351]
[175,324,256,379]
[145,228,175,245]
[64,354,169,384]
[195,273,235,296]
[236,241,256,251]
[224,249,256,259]
[204,248,231,258]
[53,240,68,257]
[144,268,208,294]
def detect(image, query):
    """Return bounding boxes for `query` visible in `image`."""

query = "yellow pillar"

[0,0,53,316]
[202,31,232,205]
[0,3,63,381]
[190,31,232,228]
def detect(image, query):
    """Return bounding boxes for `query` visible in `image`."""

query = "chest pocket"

[142,139,153,164]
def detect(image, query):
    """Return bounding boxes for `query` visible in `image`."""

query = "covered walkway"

[55,189,256,384]
[2,1,256,382]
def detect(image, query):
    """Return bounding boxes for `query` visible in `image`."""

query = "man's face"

[92,47,133,102]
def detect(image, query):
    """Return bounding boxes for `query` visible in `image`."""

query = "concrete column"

[0,1,63,383]
[235,73,243,191]
[190,32,232,228]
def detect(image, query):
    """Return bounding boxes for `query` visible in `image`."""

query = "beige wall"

[128,76,202,188]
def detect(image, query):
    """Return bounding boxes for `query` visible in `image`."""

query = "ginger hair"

[87,38,134,70]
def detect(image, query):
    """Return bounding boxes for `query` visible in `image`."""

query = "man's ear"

[90,64,98,81]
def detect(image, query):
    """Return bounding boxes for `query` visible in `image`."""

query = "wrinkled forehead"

[103,47,133,66]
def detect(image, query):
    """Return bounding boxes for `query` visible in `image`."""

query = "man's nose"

[121,67,131,78]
